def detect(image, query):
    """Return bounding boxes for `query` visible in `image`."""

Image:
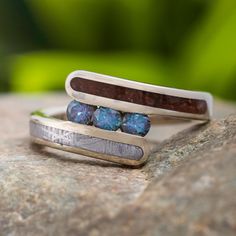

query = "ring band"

[30,70,213,166]
[65,70,213,120]
[30,107,158,166]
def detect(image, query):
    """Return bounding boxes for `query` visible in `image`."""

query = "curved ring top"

[65,70,213,120]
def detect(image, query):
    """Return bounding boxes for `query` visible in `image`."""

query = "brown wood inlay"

[70,77,207,114]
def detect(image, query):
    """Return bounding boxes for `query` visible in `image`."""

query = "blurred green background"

[0,0,236,100]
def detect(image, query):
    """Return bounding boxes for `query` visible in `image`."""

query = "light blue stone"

[67,100,95,125]
[93,107,122,131]
[121,113,150,136]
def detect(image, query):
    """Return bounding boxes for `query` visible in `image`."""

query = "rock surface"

[0,94,236,236]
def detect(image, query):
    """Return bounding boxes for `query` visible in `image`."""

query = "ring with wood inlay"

[65,70,213,120]
[30,70,213,166]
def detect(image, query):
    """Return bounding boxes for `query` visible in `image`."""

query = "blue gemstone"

[121,113,150,136]
[93,107,122,131]
[67,100,95,125]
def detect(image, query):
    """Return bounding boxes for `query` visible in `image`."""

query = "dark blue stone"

[67,100,95,125]
[121,113,150,137]
[93,107,122,131]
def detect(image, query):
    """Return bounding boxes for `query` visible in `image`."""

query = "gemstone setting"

[93,107,122,131]
[67,100,95,125]
[121,113,150,137]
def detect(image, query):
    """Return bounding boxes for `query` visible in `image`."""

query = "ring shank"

[65,70,213,120]
[30,107,151,166]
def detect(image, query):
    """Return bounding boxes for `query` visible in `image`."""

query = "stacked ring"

[30,70,213,166]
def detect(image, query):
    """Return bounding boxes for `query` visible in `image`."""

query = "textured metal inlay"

[30,122,144,160]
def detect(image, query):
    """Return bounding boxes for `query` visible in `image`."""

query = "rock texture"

[0,94,236,236]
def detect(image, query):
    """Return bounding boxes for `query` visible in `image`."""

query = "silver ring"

[30,70,213,166]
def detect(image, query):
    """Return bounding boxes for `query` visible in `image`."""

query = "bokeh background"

[0,0,236,100]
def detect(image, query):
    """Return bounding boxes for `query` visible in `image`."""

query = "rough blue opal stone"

[67,100,95,125]
[121,113,150,137]
[93,107,122,131]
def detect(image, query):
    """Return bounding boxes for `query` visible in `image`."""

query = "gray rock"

[0,94,236,236]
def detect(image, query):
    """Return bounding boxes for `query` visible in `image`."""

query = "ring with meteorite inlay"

[30,107,157,166]
[30,70,213,166]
